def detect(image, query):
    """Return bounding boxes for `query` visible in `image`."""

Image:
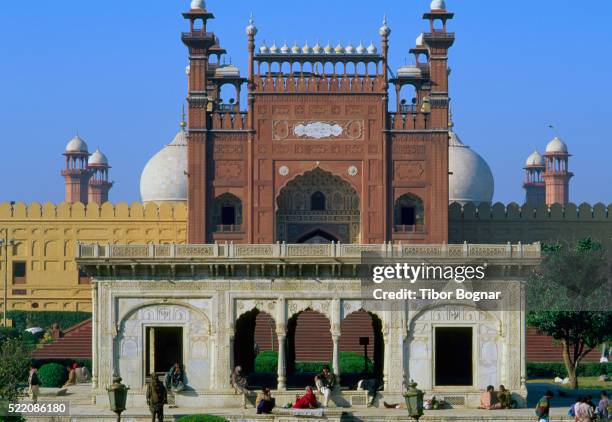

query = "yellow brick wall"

[0,201,187,312]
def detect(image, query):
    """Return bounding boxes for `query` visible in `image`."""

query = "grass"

[527,376,612,390]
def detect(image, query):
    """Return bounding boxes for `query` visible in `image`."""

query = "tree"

[0,336,32,403]
[527,238,612,389]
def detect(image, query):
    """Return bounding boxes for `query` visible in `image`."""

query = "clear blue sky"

[0,0,610,205]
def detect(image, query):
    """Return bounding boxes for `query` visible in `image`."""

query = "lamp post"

[0,229,15,327]
[404,380,424,420]
[107,375,129,422]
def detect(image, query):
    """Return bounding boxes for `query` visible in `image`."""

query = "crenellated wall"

[0,202,187,312]
[449,202,612,248]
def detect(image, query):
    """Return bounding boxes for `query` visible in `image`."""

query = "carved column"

[332,333,341,380]
[331,299,341,380]
[91,282,98,399]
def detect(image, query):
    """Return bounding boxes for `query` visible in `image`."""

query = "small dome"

[416,33,424,46]
[367,41,378,54]
[65,135,88,154]
[345,43,355,54]
[215,64,240,77]
[397,65,422,78]
[269,42,279,54]
[449,130,494,205]
[88,149,109,166]
[312,42,322,54]
[379,16,391,37]
[525,150,544,167]
[545,136,568,153]
[191,0,205,10]
[356,42,367,54]
[334,43,345,54]
[245,14,257,36]
[140,129,188,204]
[431,0,446,10]
[259,41,269,54]
[291,42,301,54]
[324,42,334,54]
[280,42,290,54]
[302,42,313,54]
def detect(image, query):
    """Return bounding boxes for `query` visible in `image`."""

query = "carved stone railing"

[76,242,540,261]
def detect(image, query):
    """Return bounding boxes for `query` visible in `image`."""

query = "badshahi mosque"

[1,0,610,411]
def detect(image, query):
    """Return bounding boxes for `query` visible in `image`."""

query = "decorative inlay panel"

[272,120,364,141]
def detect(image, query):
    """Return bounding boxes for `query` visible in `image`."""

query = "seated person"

[357,378,381,407]
[293,386,318,409]
[497,384,512,409]
[479,385,503,409]
[315,365,337,407]
[63,364,77,387]
[256,387,275,414]
[231,365,250,408]
[164,362,186,393]
[75,363,91,384]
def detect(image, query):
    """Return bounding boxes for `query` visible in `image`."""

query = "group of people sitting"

[62,362,91,387]
[479,384,516,409]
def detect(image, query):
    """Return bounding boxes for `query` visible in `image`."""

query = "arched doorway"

[276,168,360,243]
[339,310,384,387]
[286,309,333,388]
[234,309,277,388]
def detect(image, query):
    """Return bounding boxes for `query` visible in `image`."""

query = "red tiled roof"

[526,327,600,363]
[32,319,92,360]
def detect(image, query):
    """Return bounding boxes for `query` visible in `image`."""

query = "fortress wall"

[449,202,612,248]
[0,202,187,312]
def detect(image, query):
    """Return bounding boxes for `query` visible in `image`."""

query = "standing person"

[146,373,167,422]
[28,365,40,404]
[535,390,554,422]
[231,366,250,408]
[598,391,610,422]
[315,365,336,407]
[256,387,275,414]
[164,362,186,393]
[574,396,595,422]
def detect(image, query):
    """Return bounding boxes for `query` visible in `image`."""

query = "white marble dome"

[397,65,422,78]
[416,33,424,46]
[545,136,568,153]
[191,0,204,10]
[525,150,544,167]
[215,64,240,77]
[140,129,188,204]
[449,130,494,205]
[65,135,88,154]
[88,149,108,166]
[431,0,446,10]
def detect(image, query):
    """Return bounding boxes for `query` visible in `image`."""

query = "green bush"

[339,352,373,374]
[7,311,91,332]
[32,359,92,374]
[527,362,611,379]
[38,363,67,388]
[295,361,327,373]
[175,415,228,422]
[255,350,278,373]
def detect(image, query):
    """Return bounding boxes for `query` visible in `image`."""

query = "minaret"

[523,150,546,207]
[61,134,92,204]
[182,0,217,243]
[542,137,573,205]
[87,149,113,205]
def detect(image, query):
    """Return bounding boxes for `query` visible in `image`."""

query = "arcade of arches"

[234,309,383,388]
[276,168,360,243]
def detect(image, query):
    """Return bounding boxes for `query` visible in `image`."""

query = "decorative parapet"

[449,202,612,221]
[76,242,540,262]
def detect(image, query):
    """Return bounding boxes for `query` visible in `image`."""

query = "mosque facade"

[0,0,610,411]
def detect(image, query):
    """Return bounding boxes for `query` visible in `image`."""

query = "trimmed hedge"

[254,350,278,373]
[38,363,68,388]
[338,352,374,373]
[175,415,228,422]
[527,362,611,379]
[33,359,92,374]
[7,311,91,332]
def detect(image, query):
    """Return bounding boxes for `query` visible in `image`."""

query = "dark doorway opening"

[146,327,183,374]
[221,206,236,225]
[435,327,472,386]
[311,191,326,211]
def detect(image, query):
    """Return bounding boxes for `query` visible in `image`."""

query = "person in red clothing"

[293,386,318,409]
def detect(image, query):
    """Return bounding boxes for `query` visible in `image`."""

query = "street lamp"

[0,230,15,327]
[107,375,129,422]
[404,380,424,420]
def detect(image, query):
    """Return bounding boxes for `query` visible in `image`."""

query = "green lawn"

[527,376,611,390]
